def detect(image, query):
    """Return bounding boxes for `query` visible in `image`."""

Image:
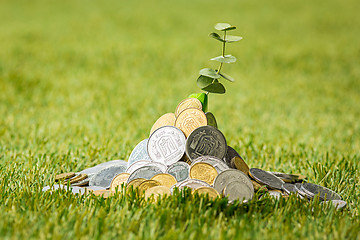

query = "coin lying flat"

[301,182,341,201]
[166,161,190,182]
[138,180,161,193]
[321,200,347,210]
[148,126,186,166]
[150,113,176,136]
[151,173,177,188]
[175,98,203,117]
[191,156,229,174]
[145,186,171,201]
[127,139,152,167]
[294,183,307,199]
[214,169,254,198]
[193,187,220,200]
[270,172,307,183]
[249,168,284,190]
[223,181,253,202]
[71,177,90,187]
[177,179,211,190]
[89,165,127,189]
[175,108,207,138]
[231,156,250,175]
[91,190,114,198]
[268,190,283,199]
[55,172,75,181]
[189,162,218,185]
[223,146,241,168]
[282,183,297,195]
[79,160,128,176]
[126,160,152,174]
[67,174,88,184]
[110,173,130,192]
[186,126,227,162]
[251,180,268,192]
[127,178,147,190]
[127,165,163,183]
[205,112,218,129]
[85,186,106,192]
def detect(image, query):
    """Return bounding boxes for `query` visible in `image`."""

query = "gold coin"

[55,172,75,181]
[151,173,177,188]
[149,113,176,136]
[251,180,268,192]
[91,190,114,198]
[175,108,207,137]
[110,173,130,192]
[126,178,147,191]
[193,187,220,200]
[144,186,171,201]
[175,98,203,117]
[138,180,161,193]
[232,157,250,175]
[189,162,218,185]
[66,174,88,184]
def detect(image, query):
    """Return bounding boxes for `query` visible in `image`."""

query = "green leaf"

[188,92,208,112]
[199,68,220,79]
[210,55,237,63]
[225,35,243,43]
[219,72,235,82]
[197,75,213,88]
[214,23,236,31]
[201,82,226,94]
[209,32,224,42]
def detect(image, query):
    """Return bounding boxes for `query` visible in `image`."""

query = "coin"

[69,174,88,184]
[223,181,253,201]
[282,183,297,195]
[270,172,307,183]
[177,179,211,190]
[151,173,177,188]
[89,165,127,188]
[301,182,341,201]
[268,190,282,199]
[213,169,254,198]
[110,173,130,192]
[231,156,250,175]
[126,178,147,190]
[127,165,163,183]
[175,108,207,137]
[193,187,220,200]
[249,168,284,190]
[150,113,176,136]
[138,180,161,193]
[166,161,190,182]
[55,172,75,181]
[191,155,229,174]
[127,139,152,167]
[79,160,128,176]
[322,200,347,210]
[251,180,268,192]
[186,126,227,162]
[189,162,218,185]
[71,177,90,187]
[175,98,202,117]
[224,146,241,167]
[126,160,152,174]
[147,126,186,166]
[145,186,171,201]
[91,190,114,198]
[144,161,167,173]
[85,186,106,192]
[294,183,307,199]
[42,184,68,192]
[205,112,218,128]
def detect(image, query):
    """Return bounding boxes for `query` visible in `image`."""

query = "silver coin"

[177,179,211,190]
[127,139,151,167]
[89,165,127,189]
[144,161,167,173]
[71,186,86,195]
[301,182,341,201]
[249,168,284,190]
[294,183,307,199]
[322,200,347,210]
[126,159,152,174]
[166,161,190,182]
[268,190,282,199]
[282,183,297,195]
[223,181,253,202]
[205,112,218,129]
[147,126,186,166]
[214,169,254,198]
[270,171,306,183]
[191,155,229,173]
[127,166,163,183]
[85,186,106,191]
[223,146,241,168]
[79,160,127,175]
[42,184,68,192]
[185,126,227,162]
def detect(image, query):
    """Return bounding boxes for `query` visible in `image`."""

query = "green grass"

[1,0,359,239]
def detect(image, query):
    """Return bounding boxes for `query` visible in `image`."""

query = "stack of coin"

[46,97,345,209]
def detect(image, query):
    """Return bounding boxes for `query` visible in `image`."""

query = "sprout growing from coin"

[189,23,242,111]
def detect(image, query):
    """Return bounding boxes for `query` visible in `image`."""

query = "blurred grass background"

[0,0,359,239]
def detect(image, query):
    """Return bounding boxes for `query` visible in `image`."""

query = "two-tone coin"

[150,113,176,136]
[175,108,207,137]
[89,165,127,189]
[249,168,284,190]
[191,155,229,174]
[166,161,190,182]
[127,139,152,167]
[189,162,218,185]
[151,173,177,188]
[148,126,186,166]
[186,126,227,162]
[205,112,218,129]
[300,182,341,201]
[126,160,152,174]
[110,173,130,192]
[231,156,250,175]
[175,98,203,117]
[193,187,220,200]
[223,181,253,202]
[127,165,163,183]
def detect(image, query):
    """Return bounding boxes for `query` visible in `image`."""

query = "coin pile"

[45,98,346,209]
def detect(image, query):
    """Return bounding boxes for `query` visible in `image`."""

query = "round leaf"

[209,32,225,42]
[210,55,237,63]
[214,23,236,31]
[219,73,235,82]
[201,82,226,94]
[199,68,220,79]
[197,75,213,89]
[225,35,243,43]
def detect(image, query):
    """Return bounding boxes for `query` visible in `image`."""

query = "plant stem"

[217,31,227,74]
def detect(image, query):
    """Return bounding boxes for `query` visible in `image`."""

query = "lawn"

[0,0,359,239]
